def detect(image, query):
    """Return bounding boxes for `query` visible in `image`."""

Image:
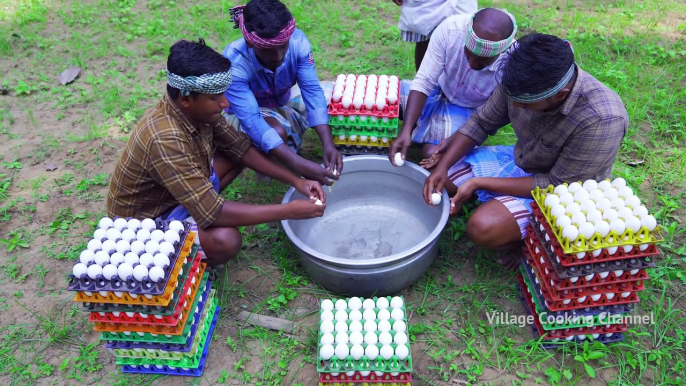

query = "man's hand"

[322,145,343,175]
[287,198,326,219]
[389,132,411,166]
[449,178,478,215]
[419,139,448,170]
[295,159,338,186]
[392,0,403,5]
[422,166,448,205]
[294,179,326,202]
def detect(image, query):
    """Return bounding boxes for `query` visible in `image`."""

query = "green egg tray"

[330,114,398,128]
[100,274,209,344]
[80,245,199,315]
[114,296,217,363]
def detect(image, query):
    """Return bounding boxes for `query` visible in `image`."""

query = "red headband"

[230,5,295,49]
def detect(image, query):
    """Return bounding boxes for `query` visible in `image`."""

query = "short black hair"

[166,38,232,100]
[500,33,575,98]
[243,0,292,39]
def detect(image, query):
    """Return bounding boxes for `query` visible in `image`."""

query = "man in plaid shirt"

[422,34,628,269]
[107,39,326,267]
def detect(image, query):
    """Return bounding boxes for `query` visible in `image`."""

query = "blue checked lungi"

[399,80,476,145]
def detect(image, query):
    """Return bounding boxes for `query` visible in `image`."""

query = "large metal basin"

[281,155,449,296]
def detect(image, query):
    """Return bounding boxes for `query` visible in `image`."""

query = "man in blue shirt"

[223,0,342,185]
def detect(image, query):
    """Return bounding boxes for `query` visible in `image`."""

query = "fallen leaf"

[44,162,58,171]
[58,65,81,86]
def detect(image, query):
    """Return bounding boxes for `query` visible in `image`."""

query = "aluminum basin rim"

[281,155,450,268]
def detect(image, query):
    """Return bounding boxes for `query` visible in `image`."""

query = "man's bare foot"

[496,249,523,271]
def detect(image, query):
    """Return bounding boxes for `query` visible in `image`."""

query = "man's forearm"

[313,124,335,149]
[473,177,535,199]
[209,201,292,228]
[240,146,300,186]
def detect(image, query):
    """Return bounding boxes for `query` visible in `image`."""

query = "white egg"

[349,344,364,360]
[320,320,334,334]
[320,344,334,360]
[641,215,657,232]
[93,228,107,242]
[604,188,619,200]
[377,297,390,309]
[335,332,349,345]
[377,320,391,332]
[347,297,362,310]
[589,189,605,203]
[586,210,603,224]
[159,242,175,257]
[375,99,386,110]
[363,309,376,321]
[622,194,641,209]
[113,218,128,231]
[102,264,118,280]
[364,331,378,345]
[136,229,151,243]
[321,333,335,345]
[550,204,566,218]
[574,189,590,203]
[364,320,377,333]
[101,239,116,254]
[94,251,110,266]
[87,239,102,252]
[377,309,391,321]
[544,194,560,208]
[580,200,596,214]
[80,250,95,265]
[602,209,619,222]
[341,96,352,108]
[133,265,148,281]
[553,184,568,195]
[73,263,89,278]
[395,344,409,360]
[335,310,348,322]
[621,292,631,298]
[321,299,334,311]
[349,134,357,142]
[349,331,363,345]
[611,177,627,189]
[332,90,343,102]
[125,218,141,232]
[597,179,612,191]
[164,230,181,245]
[582,180,598,192]
[607,246,618,254]
[149,266,165,282]
[348,309,362,321]
[393,320,407,333]
[431,192,442,205]
[110,252,125,267]
[617,186,634,200]
[380,344,394,360]
[388,94,398,105]
[335,321,348,333]
[595,198,612,212]
[150,230,165,244]
[124,252,139,266]
[335,299,348,311]
[566,182,581,194]
[98,217,114,229]
[121,229,137,243]
[390,296,403,309]
[139,253,154,268]
[321,310,334,322]
[348,320,362,333]
[565,202,581,216]
[617,207,634,221]
[610,197,625,210]
[556,214,572,229]
[153,253,170,269]
[391,308,404,321]
[579,222,595,239]
[609,219,626,235]
[116,240,131,254]
[394,331,408,344]
[145,240,159,255]
[364,96,375,110]
[365,344,379,360]
[130,240,146,255]
[630,269,640,275]
[559,192,575,206]
[334,344,349,360]
[370,136,378,143]
[561,224,579,242]
[639,244,650,252]
[352,96,363,110]
[571,212,586,226]
[360,135,368,143]
[362,298,376,310]
[87,264,103,280]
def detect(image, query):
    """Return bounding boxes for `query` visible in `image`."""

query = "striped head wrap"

[166,68,232,96]
[230,5,296,49]
[506,40,576,103]
[464,8,517,58]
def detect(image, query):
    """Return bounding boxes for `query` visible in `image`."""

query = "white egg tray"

[67,219,191,295]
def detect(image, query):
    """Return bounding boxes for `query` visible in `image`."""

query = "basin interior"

[287,161,444,261]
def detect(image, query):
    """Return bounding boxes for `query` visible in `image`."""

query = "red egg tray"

[88,255,203,326]
[529,203,660,266]
[328,75,400,118]
[319,372,412,384]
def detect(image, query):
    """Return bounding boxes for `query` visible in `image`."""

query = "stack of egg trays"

[530,187,664,253]
[100,272,209,344]
[317,296,412,374]
[73,234,197,306]
[116,288,216,364]
[67,221,192,295]
[88,251,201,326]
[318,372,412,386]
[515,279,625,350]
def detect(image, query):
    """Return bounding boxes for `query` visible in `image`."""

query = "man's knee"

[421,143,436,159]
[465,201,523,251]
[466,213,495,248]
[200,227,242,265]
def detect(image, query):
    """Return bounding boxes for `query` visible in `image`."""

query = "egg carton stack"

[517,178,663,348]
[68,217,220,376]
[317,296,412,386]
[328,74,400,156]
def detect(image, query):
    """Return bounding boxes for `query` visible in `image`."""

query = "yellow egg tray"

[334,136,391,148]
[531,186,664,254]
[73,233,196,306]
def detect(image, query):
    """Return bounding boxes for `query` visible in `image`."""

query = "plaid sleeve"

[533,116,627,188]
[148,134,224,229]
[214,118,253,163]
[457,85,511,144]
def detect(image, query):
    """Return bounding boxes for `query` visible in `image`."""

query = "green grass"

[0,0,685,385]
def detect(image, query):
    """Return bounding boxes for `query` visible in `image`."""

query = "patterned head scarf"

[464,8,517,58]
[230,5,296,49]
[166,68,232,96]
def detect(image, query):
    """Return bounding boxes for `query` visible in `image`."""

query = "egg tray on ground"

[89,258,203,326]
[73,242,197,306]
[100,277,210,344]
[525,230,656,279]
[319,372,411,384]
[515,280,626,349]
[518,275,628,339]
[530,188,664,253]
[68,223,193,295]
[81,249,200,315]
[336,145,390,156]
[529,203,661,264]
[94,271,208,334]
[120,304,219,377]
[114,294,217,363]
[522,248,646,302]
[519,262,640,312]
[528,206,660,266]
